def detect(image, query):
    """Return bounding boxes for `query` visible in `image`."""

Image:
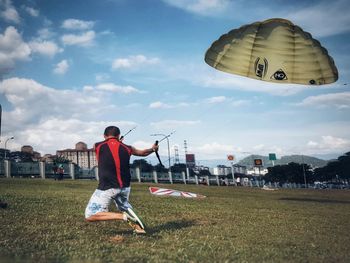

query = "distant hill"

[237,154,328,168]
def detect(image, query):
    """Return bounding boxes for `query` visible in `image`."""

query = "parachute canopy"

[205,18,338,85]
[149,187,206,198]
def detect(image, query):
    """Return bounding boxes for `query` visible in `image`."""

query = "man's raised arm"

[131,144,158,156]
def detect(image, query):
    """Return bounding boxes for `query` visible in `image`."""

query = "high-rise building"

[57,142,97,169]
[21,145,34,154]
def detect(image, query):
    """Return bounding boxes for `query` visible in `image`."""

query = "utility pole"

[4,136,14,160]
[174,146,179,164]
[302,155,307,188]
[0,104,2,143]
[184,140,190,180]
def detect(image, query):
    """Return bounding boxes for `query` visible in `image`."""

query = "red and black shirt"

[95,138,132,190]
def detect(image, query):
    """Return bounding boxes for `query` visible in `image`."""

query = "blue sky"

[0,0,349,165]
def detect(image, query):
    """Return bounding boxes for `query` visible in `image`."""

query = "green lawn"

[1,178,350,263]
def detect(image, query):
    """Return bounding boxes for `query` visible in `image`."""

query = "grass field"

[0,178,350,263]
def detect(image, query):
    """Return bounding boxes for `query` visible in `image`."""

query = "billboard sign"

[227,155,235,161]
[269,153,277,161]
[186,154,196,168]
[254,159,263,166]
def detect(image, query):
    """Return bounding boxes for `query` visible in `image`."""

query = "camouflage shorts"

[85,187,132,218]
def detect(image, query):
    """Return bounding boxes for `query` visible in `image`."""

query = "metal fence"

[1,160,348,189]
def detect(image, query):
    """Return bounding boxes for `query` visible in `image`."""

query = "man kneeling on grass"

[85,126,158,234]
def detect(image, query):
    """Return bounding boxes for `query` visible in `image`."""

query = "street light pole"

[165,136,170,168]
[4,136,14,160]
[301,155,307,188]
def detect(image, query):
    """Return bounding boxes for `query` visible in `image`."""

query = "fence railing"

[1,160,347,189]
[0,160,237,186]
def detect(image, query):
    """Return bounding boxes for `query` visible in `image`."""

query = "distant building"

[32,152,41,161]
[210,165,231,176]
[0,148,10,160]
[75,142,87,151]
[232,164,247,175]
[0,145,41,162]
[194,165,211,176]
[57,142,97,169]
[246,167,268,176]
[10,151,33,162]
[210,164,247,176]
[21,145,34,154]
[41,154,56,163]
[19,145,41,161]
[186,154,196,168]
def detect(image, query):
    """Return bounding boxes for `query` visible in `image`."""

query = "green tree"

[130,159,153,172]
[154,163,168,172]
[265,162,313,184]
[170,163,187,173]
[337,152,350,180]
[10,151,34,162]
[52,156,70,164]
[314,152,350,181]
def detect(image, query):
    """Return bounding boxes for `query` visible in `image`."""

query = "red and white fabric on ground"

[149,187,206,198]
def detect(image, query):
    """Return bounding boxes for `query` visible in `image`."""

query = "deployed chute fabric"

[149,187,206,198]
[205,18,338,85]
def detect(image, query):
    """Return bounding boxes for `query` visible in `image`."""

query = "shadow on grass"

[113,219,197,237]
[280,197,350,204]
[146,219,197,235]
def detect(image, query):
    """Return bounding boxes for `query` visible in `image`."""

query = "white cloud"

[132,139,161,149]
[15,119,138,154]
[24,6,39,17]
[53,59,69,75]
[37,28,54,40]
[307,135,350,154]
[162,0,229,16]
[196,142,235,156]
[0,26,62,75]
[61,19,95,30]
[0,77,101,126]
[149,101,172,109]
[201,69,309,96]
[163,0,350,37]
[0,77,133,153]
[204,96,226,104]
[164,63,309,96]
[29,40,62,57]
[95,73,110,82]
[125,103,142,109]
[84,83,141,94]
[150,120,200,130]
[252,144,265,151]
[61,30,95,47]
[43,18,52,27]
[150,96,249,110]
[148,96,250,110]
[297,92,350,109]
[231,99,251,107]
[287,0,350,37]
[112,55,160,70]
[0,0,20,23]
[149,101,189,109]
[0,26,31,75]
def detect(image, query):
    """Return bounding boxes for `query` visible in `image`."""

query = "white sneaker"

[123,208,145,233]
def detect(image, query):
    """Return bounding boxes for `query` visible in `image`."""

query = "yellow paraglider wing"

[205,18,338,85]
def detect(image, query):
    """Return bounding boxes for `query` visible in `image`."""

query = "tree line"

[265,152,350,184]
